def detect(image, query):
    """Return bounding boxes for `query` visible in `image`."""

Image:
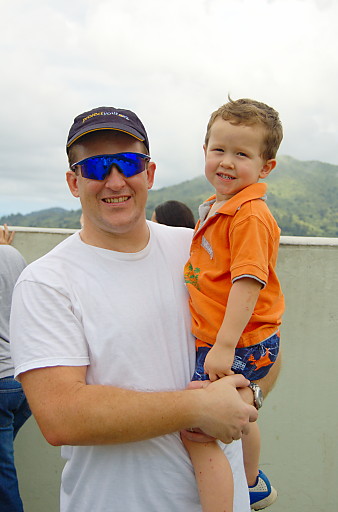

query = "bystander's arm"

[0,223,15,245]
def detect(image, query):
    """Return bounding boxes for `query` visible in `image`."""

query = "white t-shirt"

[10,221,250,512]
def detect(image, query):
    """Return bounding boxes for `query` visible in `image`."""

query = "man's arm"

[20,366,258,447]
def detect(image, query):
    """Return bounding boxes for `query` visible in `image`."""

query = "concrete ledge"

[6,227,338,512]
[3,226,76,234]
[281,235,338,245]
[6,225,338,245]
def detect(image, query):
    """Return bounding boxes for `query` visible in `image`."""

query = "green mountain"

[265,155,338,236]
[1,155,338,237]
[0,207,82,229]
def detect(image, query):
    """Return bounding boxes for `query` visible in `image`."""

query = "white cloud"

[0,0,338,215]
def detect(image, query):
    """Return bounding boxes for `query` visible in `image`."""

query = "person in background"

[10,106,260,512]
[183,97,284,511]
[0,224,31,512]
[151,200,196,228]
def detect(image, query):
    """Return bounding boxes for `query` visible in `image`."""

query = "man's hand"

[0,224,15,245]
[204,343,235,381]
[181,380,217,443]
[186,374,258,444]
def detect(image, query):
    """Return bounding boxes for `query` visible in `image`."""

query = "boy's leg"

[234,335,280,509]
[241,422,260,486]
[181,436,233,512]
[182,378,234,512]
[234,334,281,482]
[241,414,277,510]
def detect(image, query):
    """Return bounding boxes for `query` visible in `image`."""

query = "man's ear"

[259,159,277,179]
[146,161,156,190]
[66,170,80,198]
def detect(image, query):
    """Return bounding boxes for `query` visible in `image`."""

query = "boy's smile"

[204,118,276,202]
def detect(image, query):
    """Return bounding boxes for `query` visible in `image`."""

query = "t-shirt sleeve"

[229,214,272,284]
[10,278,90,380]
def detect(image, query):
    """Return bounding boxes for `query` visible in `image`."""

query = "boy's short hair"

[205,97,283,160]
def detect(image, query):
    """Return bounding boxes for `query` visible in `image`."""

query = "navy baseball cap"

[66,107,149,153]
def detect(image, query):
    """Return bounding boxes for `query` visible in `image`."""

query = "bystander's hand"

[0,224,15,245]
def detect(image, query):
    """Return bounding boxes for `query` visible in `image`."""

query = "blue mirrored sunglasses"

[71,152,151,180]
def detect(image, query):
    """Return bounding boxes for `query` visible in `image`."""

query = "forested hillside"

[1,155,338,237]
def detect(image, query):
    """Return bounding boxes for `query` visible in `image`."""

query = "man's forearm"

[21,366,198,446]
[20,366,257,447]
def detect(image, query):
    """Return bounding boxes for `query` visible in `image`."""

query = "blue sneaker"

[249,470,277,510]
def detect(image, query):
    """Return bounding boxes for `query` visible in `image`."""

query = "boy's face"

[204,118,276,202]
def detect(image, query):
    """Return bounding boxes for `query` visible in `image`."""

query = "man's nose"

[104,166,126,188]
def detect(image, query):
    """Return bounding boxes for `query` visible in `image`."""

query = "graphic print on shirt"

[201,235,214,259]
[184,262,200,290]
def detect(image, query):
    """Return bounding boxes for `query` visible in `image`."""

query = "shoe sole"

[251,487,278,510]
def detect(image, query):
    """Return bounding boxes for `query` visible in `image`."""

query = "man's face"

[66,131,155,248]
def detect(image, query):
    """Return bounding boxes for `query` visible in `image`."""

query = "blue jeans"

[0,376,31,512]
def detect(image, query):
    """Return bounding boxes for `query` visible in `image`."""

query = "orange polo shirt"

[184,182,284,349]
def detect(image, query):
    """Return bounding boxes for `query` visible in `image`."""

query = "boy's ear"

[203,143,207,157]
[259,159,277,179]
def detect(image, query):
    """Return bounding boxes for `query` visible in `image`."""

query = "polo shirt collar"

[201,182,268,219]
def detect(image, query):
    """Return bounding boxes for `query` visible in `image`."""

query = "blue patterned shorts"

[192,332,280,381]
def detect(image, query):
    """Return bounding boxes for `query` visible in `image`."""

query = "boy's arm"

[204,277,262,381]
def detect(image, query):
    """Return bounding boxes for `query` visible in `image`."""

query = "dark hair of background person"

[152,200,196,228]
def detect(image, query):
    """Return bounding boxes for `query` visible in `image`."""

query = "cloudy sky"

[1,0,337,216]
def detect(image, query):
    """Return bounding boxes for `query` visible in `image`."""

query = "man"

[0,225,31,512]
[10,107,278,511]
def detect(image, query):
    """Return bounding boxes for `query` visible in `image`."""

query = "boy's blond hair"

[205,97,283,161]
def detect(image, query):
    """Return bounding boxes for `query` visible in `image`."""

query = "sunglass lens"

[77,153,149,180]
[81,157,110,180]
[113,153,145,177]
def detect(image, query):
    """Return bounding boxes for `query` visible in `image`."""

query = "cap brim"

[67,123,145,148]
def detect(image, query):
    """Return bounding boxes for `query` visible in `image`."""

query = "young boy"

[183,97,284,511]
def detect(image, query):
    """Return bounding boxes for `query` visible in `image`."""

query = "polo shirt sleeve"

[229,213,273,285]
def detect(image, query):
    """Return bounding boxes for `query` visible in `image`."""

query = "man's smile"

[102,196,130,203]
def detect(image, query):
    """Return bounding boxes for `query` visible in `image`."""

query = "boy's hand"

[204,343,235,381]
